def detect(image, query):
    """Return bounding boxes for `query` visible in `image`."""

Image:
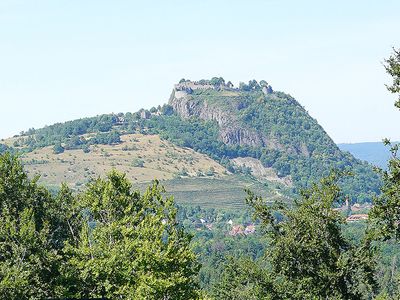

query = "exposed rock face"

[231,157,293,186]
[174,90,188,99]
[220,126,263,146]
[169,89,291,153]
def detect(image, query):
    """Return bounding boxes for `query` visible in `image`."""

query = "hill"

[0,78,381,205]
[5,132,277,208]
[338,142,394,169]
[164,79,381,202]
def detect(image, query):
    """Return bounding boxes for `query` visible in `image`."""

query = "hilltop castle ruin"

[173,78,272,99]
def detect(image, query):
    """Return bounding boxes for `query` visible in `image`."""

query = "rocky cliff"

[169,87,303,156]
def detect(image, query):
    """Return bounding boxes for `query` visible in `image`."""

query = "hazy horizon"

[1,0,399,143]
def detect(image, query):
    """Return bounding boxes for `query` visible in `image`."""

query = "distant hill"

[338,142,394,169]
[0,78,381,205]
[166,79,380,202]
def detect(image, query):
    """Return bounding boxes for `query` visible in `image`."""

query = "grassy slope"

[18,133,225,186]
[13,133,277,209]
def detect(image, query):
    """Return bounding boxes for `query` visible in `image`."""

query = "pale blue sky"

[0,0,399,143]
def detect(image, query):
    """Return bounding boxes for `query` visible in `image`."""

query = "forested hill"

[167,79,380,201]
[0,78,381,203]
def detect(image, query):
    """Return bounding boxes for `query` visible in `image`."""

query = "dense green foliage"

[0,153,71,299]
[356,47,400,300]
[173,203,400,298]
[369,48,400,246]
[212,257,275,299]
[0,153,200,299]
[173,87,380,202]
[369,141,400,242]
[62,173,200,299]
[10,114,124,153]
[384,48,400,109]
[175,204,267,291]
[0,143,13,154]
[214,173,377,299]
[0,153,399,299]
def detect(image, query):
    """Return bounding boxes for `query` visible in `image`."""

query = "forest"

[0,49,399,299]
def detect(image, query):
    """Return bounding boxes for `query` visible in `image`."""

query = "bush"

[205,167,215,176]
[132,158,144,168]
[53,143,64,154]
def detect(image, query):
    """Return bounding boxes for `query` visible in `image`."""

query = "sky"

[0,0,399,143]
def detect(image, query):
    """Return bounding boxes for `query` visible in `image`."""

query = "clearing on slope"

[20,133,226,189]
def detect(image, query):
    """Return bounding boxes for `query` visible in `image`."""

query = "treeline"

[176,203,400,295]
[1,152,400,299]
[8,114,124,153]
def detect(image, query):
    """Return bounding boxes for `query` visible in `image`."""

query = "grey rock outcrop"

[168,89,291,153]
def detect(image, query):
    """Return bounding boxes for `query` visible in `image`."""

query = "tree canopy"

[384,48,400,109]
[0,153,200,299]
[369,48,400,244]
[214,173,377,299]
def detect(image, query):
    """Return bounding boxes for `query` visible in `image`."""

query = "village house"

[205,223,213,231]
[244,224,256,235]
[229,225,244,236]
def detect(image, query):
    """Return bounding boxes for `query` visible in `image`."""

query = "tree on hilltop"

[210,77,225,86]
[259,80,268,88]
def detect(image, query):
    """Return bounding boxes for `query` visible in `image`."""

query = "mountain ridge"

[338,141,395,169]
[0,78,381,205]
